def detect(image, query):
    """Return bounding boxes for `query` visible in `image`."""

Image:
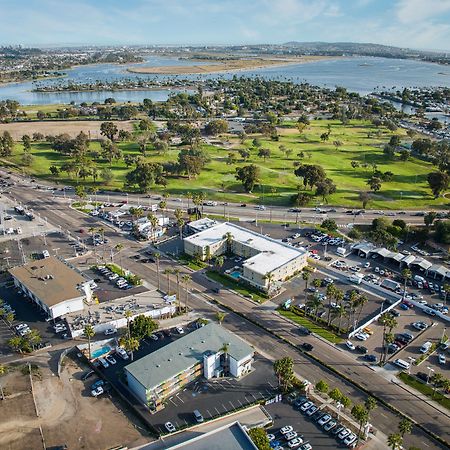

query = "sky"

[1,0,450,51]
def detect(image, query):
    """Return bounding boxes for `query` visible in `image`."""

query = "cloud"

[396,0,450,23]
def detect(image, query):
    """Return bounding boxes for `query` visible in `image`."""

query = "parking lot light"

[426,366,434,384]
[407,357,415,374]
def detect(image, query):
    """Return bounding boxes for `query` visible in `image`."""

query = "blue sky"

[1,0,450,50]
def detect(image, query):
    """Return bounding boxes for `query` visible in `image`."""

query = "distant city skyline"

[1,0,450,51]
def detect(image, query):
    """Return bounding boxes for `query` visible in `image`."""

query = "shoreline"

[126,56,341,75]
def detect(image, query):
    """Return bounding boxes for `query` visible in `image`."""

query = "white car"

[115,346,129,360]
[305,405,318,416]
[287,437,303,448]
[285,431,298,441]
[267,434,276,442]
[165,422,176,433]
[150,334,159,341]
[323,419,337,431]
[281,425,294,434]
[104,328,116,336]
[106,355,117,365]
[338,428,351,440]
[439,354,446,365]
[176,326,184,334]
[109,273,119,281]
[318,414,332,426]
[355,332,369,341]
[91,386,104,397]
[300,401,313,412]
[346,341,355,350]
[343,433,357,445]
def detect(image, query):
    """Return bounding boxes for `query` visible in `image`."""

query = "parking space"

[147,354,278,434]
[0,318,14,357]
[265,399,352,449]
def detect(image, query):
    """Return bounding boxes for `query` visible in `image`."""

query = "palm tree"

[398,418,413,437]
[306,294,322,320]
[119,335,140,362]
[347,290,359,331]
[263,272,275,295]
[379,312,397,364]
[401,268,412,298]
[302,269,311,300]
[216,311,226,325]
[332,304,348,334]
[182,274,191,312]
[443,282,450,306]
[163,268,173,295]
[220,342,230,375]
[186,191,193,210]
[124,310,132,340]
[430,373,444,398]
[214,256,225,271]
[27,329,42,350]
[113,242,124,266]
[83,324,95,360]
[387,433,403,450]
[356,295,368,325]
[222,232,234,255]
[154,252,161,290]
[148,213,159,242]
[174,269,181,311]
[326,284,337,325]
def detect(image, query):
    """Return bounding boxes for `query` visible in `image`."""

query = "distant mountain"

[281,41,440,58]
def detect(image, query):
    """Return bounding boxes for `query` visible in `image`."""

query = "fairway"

[3,119,445,209]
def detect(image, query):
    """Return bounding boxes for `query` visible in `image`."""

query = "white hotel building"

[184,220,308,292]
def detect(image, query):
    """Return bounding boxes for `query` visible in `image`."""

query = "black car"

[298,326,312,335]
[390,310,400,317]
[416,372,429,382]
[356,345,368,354]
[81,370,95,381]
[301,343,314,351]
[364,354,377,362]
[240,203,247,207]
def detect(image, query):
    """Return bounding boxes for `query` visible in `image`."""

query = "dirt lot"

[0,120,134,140]
[0,353,150,450]
[0,366,43,450]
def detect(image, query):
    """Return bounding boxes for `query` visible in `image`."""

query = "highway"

[2,178,450,450]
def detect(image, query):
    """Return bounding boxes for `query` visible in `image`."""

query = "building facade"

[184,222,308,292]
[124,323,254,411]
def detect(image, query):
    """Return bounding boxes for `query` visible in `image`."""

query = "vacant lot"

[0,355,149,450]
[0,120,134,139]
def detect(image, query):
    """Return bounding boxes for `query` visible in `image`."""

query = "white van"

[98,357,110,369]
[394,358,411,370]
[420,341,432,354]
[336,247,347,256]
[42,250,50,258]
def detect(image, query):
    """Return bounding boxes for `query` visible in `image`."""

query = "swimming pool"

[92,345,111,359]
[230,271,241,279]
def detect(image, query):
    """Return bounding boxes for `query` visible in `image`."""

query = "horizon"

[1,0,450,50]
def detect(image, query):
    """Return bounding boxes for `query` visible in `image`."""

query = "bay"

[0,55,449,105]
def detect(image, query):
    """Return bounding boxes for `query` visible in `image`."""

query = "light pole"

[426,366,434,384]
[407,357,415,374]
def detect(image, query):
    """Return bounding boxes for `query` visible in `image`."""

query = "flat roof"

[167,421,258,450]
[125,323,253,390]
[184,222,306,275]
[9,256,86,307]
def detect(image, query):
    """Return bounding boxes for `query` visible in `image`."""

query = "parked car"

[345,341,355,350]
[176,326,184,334]
[300,401,313,412]
[287,437,304,448]
[81,370,95,381]
[106,355,116,365]
[356,345,368,354]
[104,328,116,336]
[323,419,337,431]
[439,354,447,365]
[301,343,314,351]
[91,386,104,397]
[281,425,294,434]
[318,414,332,426]
[285,431,298,441]
[115,346,129,360]
[165,422,176,433]
[305,405,318,416]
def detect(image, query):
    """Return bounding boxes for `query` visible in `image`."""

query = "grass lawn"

[398,372,450,411]
[4,119,446,209]
[176,254,207,271]
[279,308,343,344]
[205,270,267,303]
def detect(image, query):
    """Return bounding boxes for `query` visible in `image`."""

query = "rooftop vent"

[179,352,182,355]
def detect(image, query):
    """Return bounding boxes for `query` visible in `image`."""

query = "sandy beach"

[127,55,339,75]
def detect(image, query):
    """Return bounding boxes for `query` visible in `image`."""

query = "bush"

[248,427,271,450]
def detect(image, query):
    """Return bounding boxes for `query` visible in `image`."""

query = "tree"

[235,164,260,193]
[273,357,294,392]
[315,379,329,394]
[238,148,250,161]
[367,176,382,192]
[340,395,352,409]
[294,164,326,190]
[329,387,342,404]
[83,324,95,360]
[21,152,33,166]
[430,372,444,398]
[315,178,336,202]
[130,315,158,341]
[427,172,449,198]
[321,218,338,231]
[204,119,228,136]
[248,428,271,450]
[177,147,210,179]
[163,268,173,294]
[100,121,118,141]
[100,167,114,185]
[258,148,271,162]
[387,433,403,450]
[351,404,369,443]
[22,134,31,152]
[182,274,191,312]
[424,211,437,227]
[435,220,450,244]
[398,418,413,437]
[154,252,161,291]
[119,336,140,362]
[302,268,312,298]
[359,191,371,209]
[100,139,122,165]
[0,131,14,156]
[126,162,165,192]
[401,268,412,297]
[49,165,59,177]
[215,311,226,325]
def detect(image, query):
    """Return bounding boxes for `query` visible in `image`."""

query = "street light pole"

[426,366,434,384]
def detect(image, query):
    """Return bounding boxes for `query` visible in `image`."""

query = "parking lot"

[265,398,356,450]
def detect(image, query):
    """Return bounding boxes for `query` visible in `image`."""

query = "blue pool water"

[230,271,241,279]
[92,345,111,359]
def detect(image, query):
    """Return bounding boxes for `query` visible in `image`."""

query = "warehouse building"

[184,222,308,293]
[9,256,91,319]
[124,323,254,411]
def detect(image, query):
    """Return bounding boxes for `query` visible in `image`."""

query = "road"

[3,180,450,450]
[2,169,442,227]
